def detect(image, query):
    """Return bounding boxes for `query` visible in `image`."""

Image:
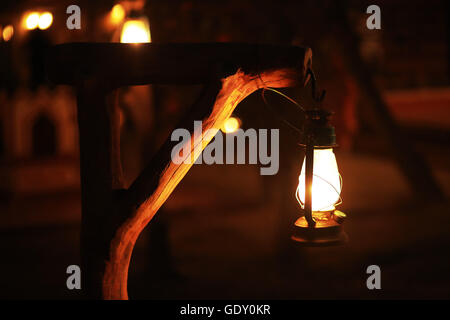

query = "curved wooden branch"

[47,43,312,299]
[103,68,305,299]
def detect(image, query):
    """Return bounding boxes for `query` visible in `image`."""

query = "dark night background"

[0,0,449,299]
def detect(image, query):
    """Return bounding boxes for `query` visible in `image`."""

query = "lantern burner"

[291,210,348,246]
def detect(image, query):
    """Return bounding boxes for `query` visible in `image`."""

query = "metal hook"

[307,68,326,104]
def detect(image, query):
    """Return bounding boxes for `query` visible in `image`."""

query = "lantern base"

[291,210,348,246]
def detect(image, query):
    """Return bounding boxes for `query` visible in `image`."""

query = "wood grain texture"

[47,43,312,299]
[104,69,304,299]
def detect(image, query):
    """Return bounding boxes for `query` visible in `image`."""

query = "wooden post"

[76,82,124,299]
[47,43,312,299]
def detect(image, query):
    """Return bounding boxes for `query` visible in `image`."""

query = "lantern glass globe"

[297,148,341,212]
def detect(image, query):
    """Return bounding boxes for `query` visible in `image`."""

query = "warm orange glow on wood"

[47,42,312,300]
[102,68,304,299]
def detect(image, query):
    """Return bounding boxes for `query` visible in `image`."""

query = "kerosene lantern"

[291,106,348,245]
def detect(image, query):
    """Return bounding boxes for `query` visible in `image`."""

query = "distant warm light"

[2,25,14,41]
[297,148,341,212]
[38,12,53,30]
[120,19,151,43]
[221,117,241,133]
[25,12,40,30]
[110,4,125,24]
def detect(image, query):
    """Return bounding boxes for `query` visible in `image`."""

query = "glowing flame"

[221,117,241,133]
[2,25,14,41]
[38,12,53,30]
[120,19,151,43]
[296,148,341,212]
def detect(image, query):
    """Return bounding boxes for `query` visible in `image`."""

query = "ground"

[1,150,449,299]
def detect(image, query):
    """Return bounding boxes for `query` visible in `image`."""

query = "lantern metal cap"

[298,109,337,148]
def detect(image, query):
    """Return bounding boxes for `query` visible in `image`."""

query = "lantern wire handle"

[257,69,305,134]
[261,88,304,134]
[259,66,328,135]
[263,87,305,112]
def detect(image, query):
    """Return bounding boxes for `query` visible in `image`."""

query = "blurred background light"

[120,18,151,43]
[111,4,126,25]
[25,12,40,30]
[38,12,53,30]
[2,25,14,41]
[221,117,241,133]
